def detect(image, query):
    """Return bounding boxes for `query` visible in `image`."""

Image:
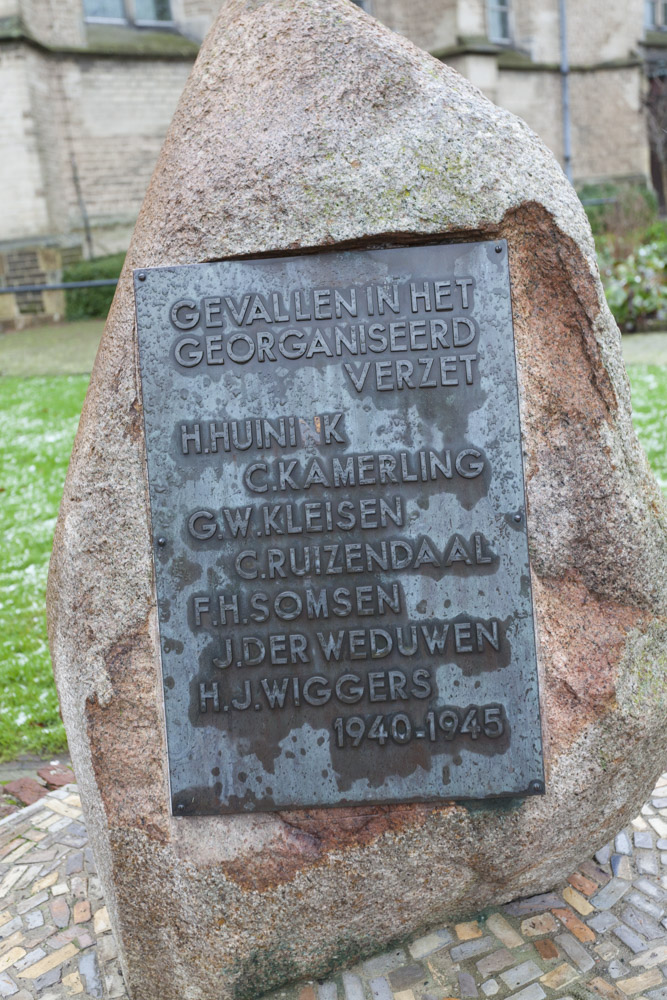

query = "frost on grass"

[627,364,667,495]
[0,375,88,760]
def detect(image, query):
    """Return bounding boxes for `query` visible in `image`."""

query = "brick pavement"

[3,775,667,1000]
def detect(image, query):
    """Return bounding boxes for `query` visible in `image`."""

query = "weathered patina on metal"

[134,241,544,815]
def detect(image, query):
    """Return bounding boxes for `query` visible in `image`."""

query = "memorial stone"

[47,1,667,998]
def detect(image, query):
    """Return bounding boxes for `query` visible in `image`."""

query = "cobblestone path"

[3,776,667,1000]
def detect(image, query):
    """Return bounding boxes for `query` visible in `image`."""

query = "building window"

[83,0,173,24]
[646,0,667,28]
[351,0,372,11]
[487,0,511,43]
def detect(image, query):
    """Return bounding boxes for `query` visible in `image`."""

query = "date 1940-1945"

[334,704,506,748]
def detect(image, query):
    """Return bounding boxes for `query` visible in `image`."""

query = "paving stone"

[458,972,478,998]
[363,950,407,976]
[49,898,70,929]
[476,949,515,976]
[92,906,111,934]
[590,913,620,933]
[31,966,61,991]
[596,942,620,962]
[51,882,68,897]
[608,959,632,980]
[506,984,545,1000]
[613,924,648,954]
[647,990,667,1000]
[0,870,24,901]
[62,969,84,995]
[317,983,337,1000]
[581,861,612,887]
[486,914,523,949]
[96,935,118,964]
[392,993,414,1000]
[104,971,127,998]
[481,980,499,996]
[563,886,595,916]
[636,880,667,902]
[408,929,452,960]
[13,948,46,972]
[32,873,57,895]
[597,846,613,866]
[72,901,90,924]
[340,972,361,1000]
[613,856,634,881]
[3,782,47,808]
[616,834,633,856]
[388,965,426,991]
[568,872,599,897]
[633,816,649,831]
[16,943,78,980]
[593,879,633,910]
[0,921,21,943]
[629,893,665,921]
[554,933,595,972]
[652,820,667,839]
[36,767,74,790]
[0,951,25,976]
[616,968,663,994]
[635,833,655,850]
[539,963,579,989]
[369,977,393,1000]
[654,802,667,812]
[637,854,660,877]
[553,907,596,942]
[630,946,667,969]
[622,906,665,941]
[588,976,627,1000]
[0,932,24,956]
[521,914,558,937]
[22,911,42,931]
[504,894,563,917]
[500,961,543,991]
[451,937,496,962]
[0,972,18,998]
[534,940,559,961]
[65,853,83,876]
[657,841,667,852]
[456,922,483,941]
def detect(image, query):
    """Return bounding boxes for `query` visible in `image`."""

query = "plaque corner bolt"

[513,512,522,523]
[157,536,167,547]
[137,271,147,282]
[174,801,186,814]
[495,243,503,254]
[528,780,545,795]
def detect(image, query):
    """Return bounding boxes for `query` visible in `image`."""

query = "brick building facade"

[0,0,657,320]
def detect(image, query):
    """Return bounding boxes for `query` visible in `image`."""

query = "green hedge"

[63,252,125,321]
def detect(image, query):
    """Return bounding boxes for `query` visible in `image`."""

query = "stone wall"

[0,45,51,242]
[0,44,191,256]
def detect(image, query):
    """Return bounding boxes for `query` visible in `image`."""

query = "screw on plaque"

[528,780,545,795]
[137,271,147,281]
[157,537,167,547]
[495,244,503,253]
[513,512,522,523]
[175,802,186,813]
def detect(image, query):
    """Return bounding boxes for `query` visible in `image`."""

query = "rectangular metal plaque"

[134,241,544,816]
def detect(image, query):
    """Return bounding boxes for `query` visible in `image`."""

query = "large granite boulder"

[47,1,667,998]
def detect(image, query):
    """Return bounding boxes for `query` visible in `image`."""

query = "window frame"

[645,0,667,30]
[486,0,512,44]
[83,0,175,28]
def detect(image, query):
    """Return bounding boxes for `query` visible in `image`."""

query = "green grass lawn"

[0,324,665,762]
[0,375,89,758]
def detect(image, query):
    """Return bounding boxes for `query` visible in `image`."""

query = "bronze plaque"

[134,241,544,815]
